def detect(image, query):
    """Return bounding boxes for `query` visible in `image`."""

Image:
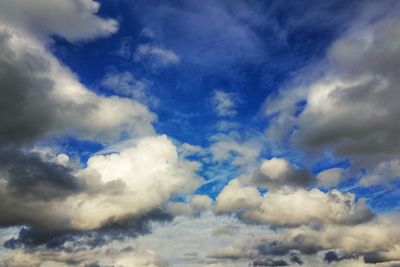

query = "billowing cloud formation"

[73,135,200,230]
[216,179,373,226]
[264,15,400,184]
[0,135,200,233]
[295,19,400,157]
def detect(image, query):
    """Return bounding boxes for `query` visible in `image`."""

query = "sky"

[0,0,400,266]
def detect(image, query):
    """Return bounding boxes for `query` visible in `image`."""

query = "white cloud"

[136,212,271,267]
[209,133,262,167]
[216,179,373,226]
[0,0,117,42]
[134,44,180,69]
[141,27,155,39]
[101,71,148,97]
[211,90,238,117]
[100,71,159,106]
[215,179,262,213]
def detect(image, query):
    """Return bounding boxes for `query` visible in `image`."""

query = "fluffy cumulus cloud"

[71,135,200,230]
[216,179,373,226]
[0,136,200,234]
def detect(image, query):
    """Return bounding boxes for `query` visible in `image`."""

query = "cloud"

[1,1,400,266]
[167,195,213,216]
[0,135,200,236]
[131,0,268,72]
[359,159,400,186]
[255,214,400,264]
[101,71,149,97]
[0,0,117,42]
[3,209,396,267]
[0,26,156,144]
[209,132,262,167]
[100,71,159,106]
[134,211,272,266]
[316,168,345,187]
[134,44,180,69]
[264,12,400,182]
[206,213,400,265]
[0,246,166,267]
[251,259,288,266]
[0,11,198,241]
[211,90,238,117]
[216,179,374,226]
[215,179,262,214]
[0,148,82,203]
[246,158,312,189]
[0,24,173,239]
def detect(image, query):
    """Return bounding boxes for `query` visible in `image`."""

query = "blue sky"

[1,0,400,266]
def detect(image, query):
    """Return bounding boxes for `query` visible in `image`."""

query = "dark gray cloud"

[0,33,57,145]
[289,254,303,265]
[257,237,322,257]
[263,4,400,188]
[0,148,81,201]
[4,209,173,249]
[324,251,340,264]
[266,11,400,162]
[251,259,288,266]
[363,251,400,264]
[248,158,312,189]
